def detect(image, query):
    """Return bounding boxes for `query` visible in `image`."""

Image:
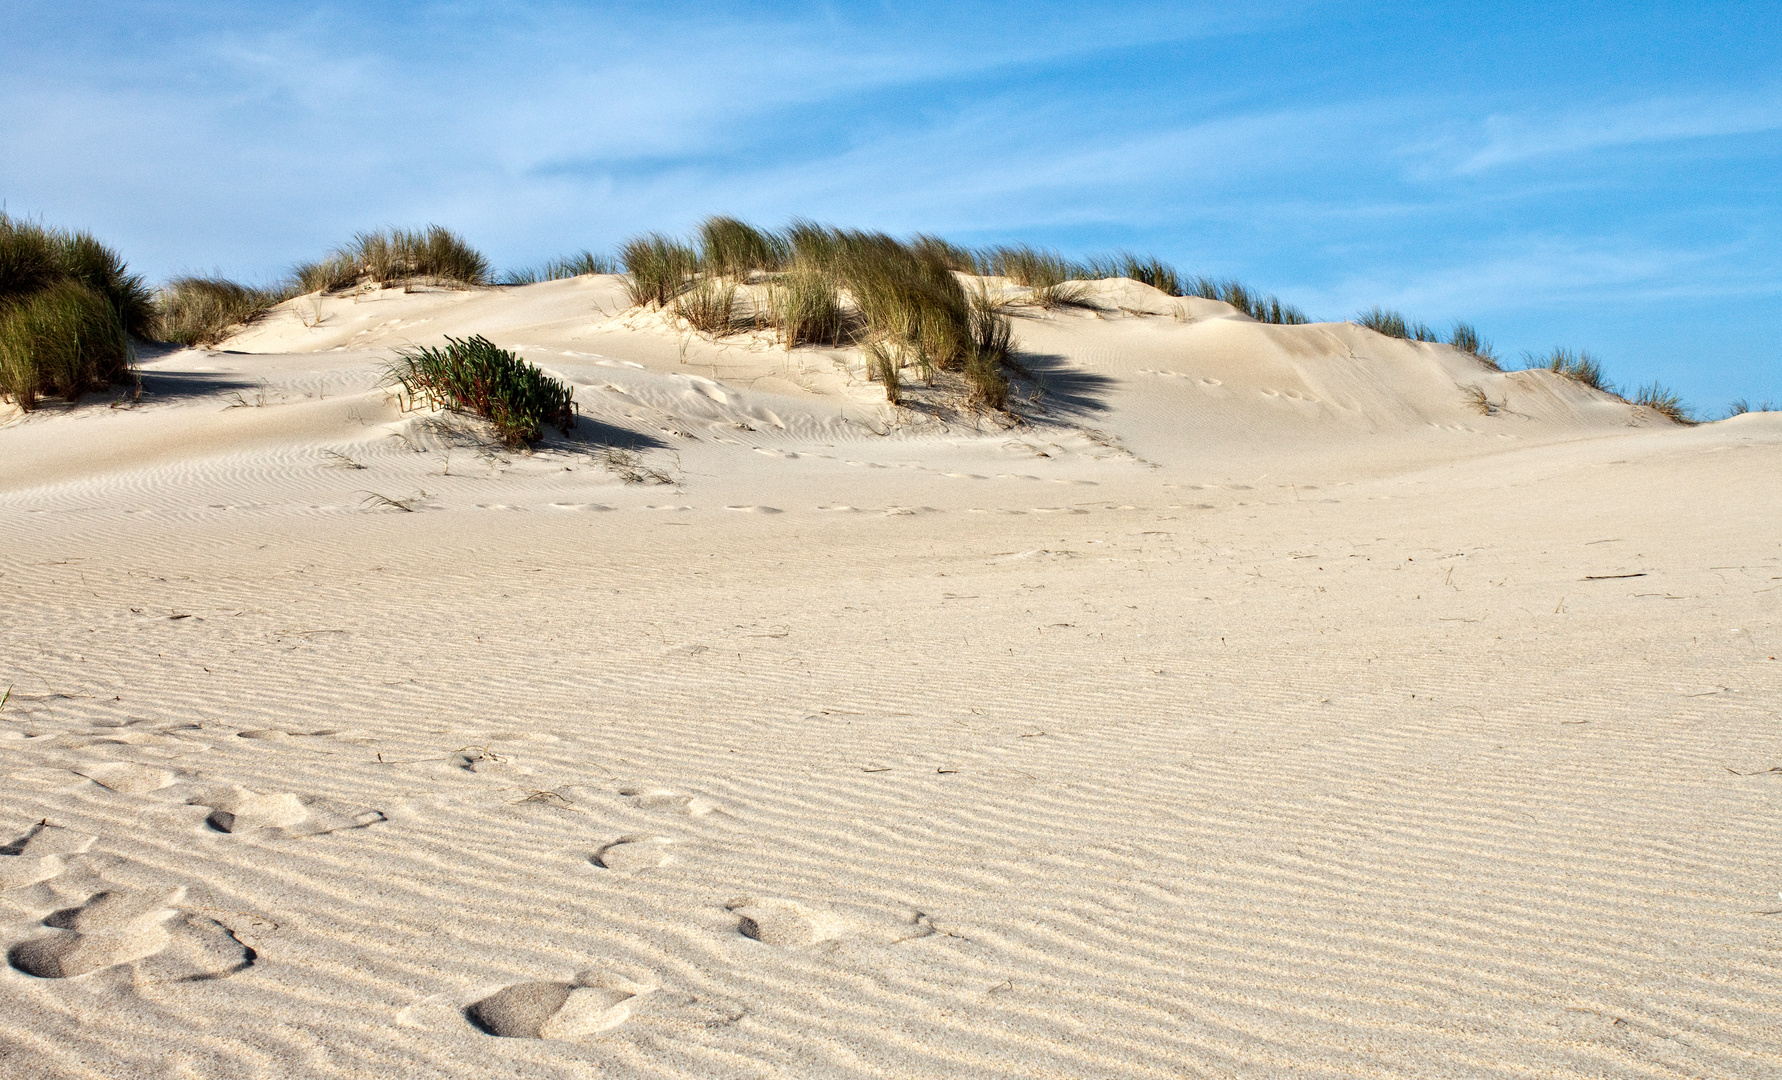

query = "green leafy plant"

[387,334,576,446]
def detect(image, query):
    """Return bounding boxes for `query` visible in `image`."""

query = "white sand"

[2,278,1778,1078]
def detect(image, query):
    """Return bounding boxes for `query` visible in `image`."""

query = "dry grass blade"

[360,491,421,512]
[603,447,675,485]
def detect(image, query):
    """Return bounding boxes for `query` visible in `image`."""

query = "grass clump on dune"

[1630,381,1694,424]
[294,226,490,293]
[620,233,700,308]
[698,217,786,280]
[152,277,290,346]
[1447,322,1499,368]
[1179,276,1307,325]
[1726,398,1778,417]
[501,251,617,285]
[618,218,1019,408]
[387,334,575,446]
[1356,306,1439,342]
[1529,347,1610,393]
[765,266,845,347]
[0,214,152,410]
[673,276,740,334]
[976,245,1096,311]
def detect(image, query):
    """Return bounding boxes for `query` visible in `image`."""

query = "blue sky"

[5,1,1778,410]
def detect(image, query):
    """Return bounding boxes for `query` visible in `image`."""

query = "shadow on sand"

[1015,350,1118,422]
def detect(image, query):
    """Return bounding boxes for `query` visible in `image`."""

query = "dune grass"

[153,277,290,346]
[294,226,490,293]
[1630,381,1694,424]
[0,214,151,410]
[387,334,575,445]
[698,217,785,280]
[672,276,739,334]
[765,266,845,347]
[501,251,617,285]
[1447,322,1499,368]
[1528,347,1611,393]
[1179,276,1308,325]
[1356,306,1440,343]
[1726,398,1778,417]
[620,234,700,308]
[618,219,1020,406]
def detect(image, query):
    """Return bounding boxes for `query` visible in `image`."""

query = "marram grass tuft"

[0,214,148,409]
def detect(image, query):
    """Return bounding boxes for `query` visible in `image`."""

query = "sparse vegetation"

[765,266,845,347]
[672,276,738,334]
[603,447,676,485]
[1630,381,1694,424]
[0,214,151,410]
[1356,307,1438,342]
[501,251,617,285]
[698,217,785,280]
[153,277,289,346]
[1528,347,1611,393]
[294,226,490,293]
[1448,322,1499,368]
[1175,276,1308,325]
[620,234,699,308]
[387,334,575,446]
[1726,398,1778,417]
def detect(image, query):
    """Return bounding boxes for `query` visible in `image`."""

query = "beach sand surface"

[2,278,1778,1078]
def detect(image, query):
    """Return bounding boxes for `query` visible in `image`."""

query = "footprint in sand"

[618,788,722,817]
[189,785,386,836]
[467,970,655,1039]
[0,824,93,890]
[73,762,177,795]
[592,837,675,871]
[7,885,255,982]
[726,898,844,946]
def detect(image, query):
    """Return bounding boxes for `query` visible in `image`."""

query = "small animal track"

[468,969,654,1039]
[726,898,843,946]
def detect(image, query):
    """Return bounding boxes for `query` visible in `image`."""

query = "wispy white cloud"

[1431,89,1782,174]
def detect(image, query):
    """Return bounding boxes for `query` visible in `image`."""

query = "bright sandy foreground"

[1,277,1778,1079]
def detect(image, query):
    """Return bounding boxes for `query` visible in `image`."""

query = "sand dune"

[2,278,1778,1078]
